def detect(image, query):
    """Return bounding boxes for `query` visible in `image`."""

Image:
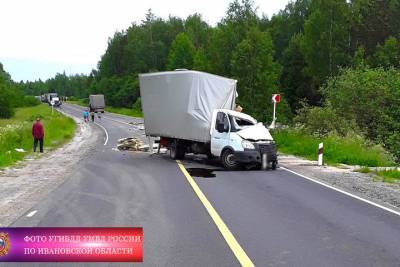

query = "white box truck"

[44,93,61,106]
[139,70,277,170]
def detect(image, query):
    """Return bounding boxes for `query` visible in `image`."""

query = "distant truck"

[89,95,105,113]
[139,70,277,170]
[43,93,61,107]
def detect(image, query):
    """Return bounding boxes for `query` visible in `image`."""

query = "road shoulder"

[279,154,400,214]
[0,112,101,226]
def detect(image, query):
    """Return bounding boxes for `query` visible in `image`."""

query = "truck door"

[211,112,230,156]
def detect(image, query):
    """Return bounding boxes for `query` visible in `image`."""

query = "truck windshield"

[229,115,255,132]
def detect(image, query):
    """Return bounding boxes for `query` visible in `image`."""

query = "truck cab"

[210,109,277,170]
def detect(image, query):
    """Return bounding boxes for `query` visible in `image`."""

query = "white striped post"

[318,142,323,166]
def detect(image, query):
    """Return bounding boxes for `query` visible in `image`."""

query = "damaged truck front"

[139,70,277,170]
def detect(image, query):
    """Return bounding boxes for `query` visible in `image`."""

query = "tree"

[231,28,289,122]
[185,14,210,48]
[268,0,311,61]
[350,0,400,56]
[370,36,400,68]
[301,0,351,83]
[0,63,14,118]
[193,47,211,72]
[167,33,195,70]
[208,0,258,75]
[281,33,317,111]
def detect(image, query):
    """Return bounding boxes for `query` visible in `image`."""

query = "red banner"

[0,227,143,262]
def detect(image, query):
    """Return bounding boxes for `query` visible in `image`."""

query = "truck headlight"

[242,140,255,149]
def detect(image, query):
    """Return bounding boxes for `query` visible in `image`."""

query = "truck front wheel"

[221,149,239,170]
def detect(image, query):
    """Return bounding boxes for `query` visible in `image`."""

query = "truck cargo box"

[89,95,105,112]
[139,71,237,143]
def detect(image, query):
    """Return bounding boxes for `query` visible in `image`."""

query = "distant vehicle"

[42,93,61,106]
[50,96,62,107]
[139,70,278,170]
[89,95,105,113]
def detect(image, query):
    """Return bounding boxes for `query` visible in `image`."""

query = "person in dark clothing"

[90,111,95,122]
[32,117,44,153]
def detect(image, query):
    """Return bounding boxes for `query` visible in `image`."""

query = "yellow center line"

[176,160,254,267]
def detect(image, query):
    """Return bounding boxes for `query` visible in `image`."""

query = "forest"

[1,0,400,160]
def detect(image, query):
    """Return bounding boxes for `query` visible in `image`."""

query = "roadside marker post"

[269,94,281,129]
[318,142,323,166]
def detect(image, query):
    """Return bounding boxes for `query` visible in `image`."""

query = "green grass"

[376,169,400,183]
[273,129,395,167]
[354,166,372,173]
[0,104,76,168]
[355,167,400,183]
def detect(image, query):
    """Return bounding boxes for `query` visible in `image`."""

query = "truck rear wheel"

[271,160,277,170]
[221,149,239,170]
[170,140,185,160]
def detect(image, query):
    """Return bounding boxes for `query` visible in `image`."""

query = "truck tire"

[271,160,277,170]
[221,149,239,170]
[170,140,185,160]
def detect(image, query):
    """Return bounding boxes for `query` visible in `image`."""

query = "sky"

[0,0,289,82]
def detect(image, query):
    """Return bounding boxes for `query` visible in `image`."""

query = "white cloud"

[0,0,289,81]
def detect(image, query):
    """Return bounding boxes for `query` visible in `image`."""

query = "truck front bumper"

[234,143,277,164]
[234,150,261,163]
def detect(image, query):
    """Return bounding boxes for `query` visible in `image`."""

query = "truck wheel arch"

[220,146,235,158]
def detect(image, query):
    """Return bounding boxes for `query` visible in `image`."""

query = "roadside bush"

[23,96,40,107]
[273,129,395,167]
[132,97,142,111]
[322,67,400,160]
[294,104,358,137]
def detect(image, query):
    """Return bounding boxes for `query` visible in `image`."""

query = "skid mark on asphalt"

[177,160,254,267]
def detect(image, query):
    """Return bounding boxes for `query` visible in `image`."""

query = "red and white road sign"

[272,94,281,103]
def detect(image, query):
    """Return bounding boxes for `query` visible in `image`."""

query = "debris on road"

[117,137,168,153]
[15,148,26,153]
[117,137,144,151]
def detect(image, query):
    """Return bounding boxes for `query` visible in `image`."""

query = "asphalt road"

[9,103,400,266]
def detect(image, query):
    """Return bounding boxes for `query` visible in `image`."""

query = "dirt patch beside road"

[0,113,101,226]
[279,155,400,213]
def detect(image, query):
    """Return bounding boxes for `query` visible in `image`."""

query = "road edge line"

[176,160,254,267]
[281,166,400,217]
[94,122,109,146]
[26,210,37,217]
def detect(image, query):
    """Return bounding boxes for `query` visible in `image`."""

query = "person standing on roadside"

[83,110,89,122]
[32,117,44,153]
[90,111,95,122]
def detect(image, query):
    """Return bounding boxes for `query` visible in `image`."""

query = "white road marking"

[26,210,37,217]
[281,166,400,217]
[94,122,109,146]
